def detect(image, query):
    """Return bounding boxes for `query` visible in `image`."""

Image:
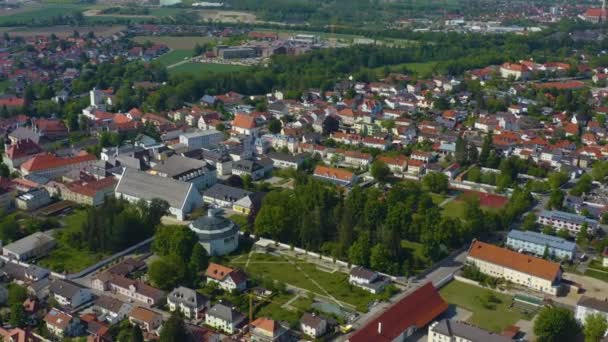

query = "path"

[279,253,342,307]
[281,293,301,310]
[439,196,456,207]
[166,58,191,69]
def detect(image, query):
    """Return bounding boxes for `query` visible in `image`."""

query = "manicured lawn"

[169,62,247,75]
[440,281,532,333]
[442,199,467,219]
[228,214,250,232]
[588,259,608,272]
[255,292,302,328]
[229,252,377,311]
[37,210,108,273]
[155,50,193,66]
[585,269,608,282]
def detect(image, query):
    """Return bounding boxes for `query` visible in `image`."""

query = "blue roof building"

[506,229,576,260]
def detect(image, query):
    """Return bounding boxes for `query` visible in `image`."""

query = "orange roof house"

[313,165,356,186]
[466,240,562,290]
[20,152,96,177]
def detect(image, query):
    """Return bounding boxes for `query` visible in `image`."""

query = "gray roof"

[152,155,210,178]
[539,210,598,227]
[168,286,209,309]
[507,229,576,252]
[430,319,512,342]
[9,127,40,144]
[49,279,86,299]
[301,312,326,329]
[233,159,263,173]
[95,295,128,313]
[207,302,245,323]
[115,168,197,210]
[203,183,251,202]
[577,296,608,313]
[350,267,377,281]
[2,232,55,257]
[267,152,305,164]
[189,211,239,241]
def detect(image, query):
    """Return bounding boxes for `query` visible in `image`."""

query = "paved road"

[341,249,468,340]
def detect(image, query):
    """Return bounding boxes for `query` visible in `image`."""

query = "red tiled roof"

[205,263,235,281]
[347,283,448,342]
[33,118,67,133]
[65,177,117,197]
[0,97,24,107]
[21,152,95,172]
[314,165,354,182]
[585,8,608,17]
[6,139,42,159]
[232,113,256,129]
[534,81,586,90]
[468,240,561,281]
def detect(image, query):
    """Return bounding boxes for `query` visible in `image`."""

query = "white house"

[205,302,246,334]
[575,296,608,326]
[49,279,92,308]
[205,263,247,292]
[300,313,327,338]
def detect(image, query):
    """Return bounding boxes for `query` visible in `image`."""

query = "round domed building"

[188,209,239,256]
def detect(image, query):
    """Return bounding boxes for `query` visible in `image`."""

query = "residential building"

[232,113,259,136]
[179,130,224,150]
[32,118,68,140]
[205,301,246,334]
[344,151,372,169]
[203,183,251,208]
[232,192,265,215]
[150,155,217,190]
[348,267,389,294]
[346,282,448,342]
[575,296,608,324]
[49,279,92,308]
[499,63,531,80]
[114,168,203,221]
[2,231,56,261]
[205,263,247,292]
[251,317,289,342]
[2,139,42,171]
[232,159,266,180]
[167,286,210,320]
[313,165,356,187]
[92,273,165,306]
[266,152,305,169]
[537,210,598,236]
[506,229,576,260]
[15,188,51,211]
[93,295,132,324]
[466,240,562,295]
[189,210,240,256]
[60,177,117,206]
[44,308,82,338]
[0,327,41,342]
[202,150,233,176]
[428,319,512,342]
[20,152,96,178]
[300,313,328,338]
[129,306,163,333]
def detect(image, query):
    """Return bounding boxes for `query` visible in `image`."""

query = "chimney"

[378,322,382,335]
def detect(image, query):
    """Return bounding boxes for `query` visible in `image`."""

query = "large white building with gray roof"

[428,319,512,342]
[150,155,217,190]
[115,168,202,220]
[2,231,56,261]
[506,229,576,260]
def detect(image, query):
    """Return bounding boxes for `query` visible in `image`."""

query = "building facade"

[506,229,576,260]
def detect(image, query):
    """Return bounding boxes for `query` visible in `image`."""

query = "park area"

[439,281,537,333]
[225,249,380,313]
[37,210,108,273]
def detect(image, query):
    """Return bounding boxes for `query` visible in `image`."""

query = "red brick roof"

[0,97,24,107]
[585,8,608,18]
[65,177,117,197]
[33,118,67,133]
[314,165,354,182]
[347,283,448,342]
[468,240,561,281]
[6,139,41,159]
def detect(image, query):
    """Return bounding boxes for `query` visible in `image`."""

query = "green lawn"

[155,50,193,66]
[442,199,467,219]
[254,292,302,328]
[133,36,216,50]
[430,193,447,206]
[169,62,247,75]
[229,252,377,311]
[440,281,533,333]
[585,269,608,282]
[37,210,108,273]
[0,4,89,25]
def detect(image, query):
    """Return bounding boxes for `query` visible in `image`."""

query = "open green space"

[430,193,447,206]
[0,4,90,25]
[133,36,215,50]
[37,210,108,273]
[254,292,302,328]
[169,62,248,75]
[228,252,377,311]
[155,50,193,66]
[440,281,534,333]
[442,199,467,219]
[585,269,608,282]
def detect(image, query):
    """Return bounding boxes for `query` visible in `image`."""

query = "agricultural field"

[169,62,248,75]
[155,50,194,67]
[0,25,125,38]
[440,281,536,333]
[0,3,90,25]
[134,36,216,50]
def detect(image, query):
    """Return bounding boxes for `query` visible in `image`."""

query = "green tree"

[148,255,187,290]
[577,222,590,247]
[534,306,579,342]
[268,118,282,134]
[584,313,608,342]
[479,131,493,166]
[370,243,396,274]
[159,311,190,342]
[548,171,569,190]
[8,283,27,306]
[547,190,565,210]
[0,162,9,177]
[422,172,449,194]
[348,233,371,267]
[152,225,198,262]
[131,324,144,342]
[455,136,467,165]
[10,303,26,327]
[592,161,608,183]
[522,213,538,231]
[0,214,19,243]
[188,243,209,278]
[371,160,390,183]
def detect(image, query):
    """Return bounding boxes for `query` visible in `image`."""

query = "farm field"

[0,25,125,37]
[0,4,90,25]
[440,281,535,333]
[169,62,247,75]
[134,35,215,50]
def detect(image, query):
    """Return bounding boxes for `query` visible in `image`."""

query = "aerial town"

[0,0,608,342]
